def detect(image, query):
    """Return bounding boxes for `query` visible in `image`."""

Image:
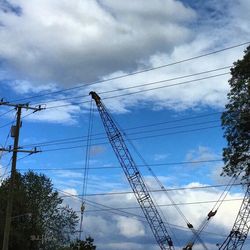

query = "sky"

[0,0,250,249]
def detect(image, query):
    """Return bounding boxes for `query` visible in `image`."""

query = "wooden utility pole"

[0,101,44,250]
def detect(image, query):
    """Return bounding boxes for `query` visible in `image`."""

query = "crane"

[89,91,174,250]
[218,183,250,249]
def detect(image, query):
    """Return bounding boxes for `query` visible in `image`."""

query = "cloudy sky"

[0,0,250,249]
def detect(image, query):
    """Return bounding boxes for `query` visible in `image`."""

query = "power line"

[56,188,248,242]
[11,41,250,103]
[0,160,12,180]
[57,183,244,198]
[0,110,39,129]
[0,121,15,129]
[17,159,222,172]
[55,188,239,241]
[0,108,15,117]
[36,66,230,105]
[20,111,222,148]
[80,198,244,209]
[0,111,17,129]
[21,119,220,148]
[40,124,220,152]
[45,72,229,110]
[0,130,12,181]
[81,207,236,240]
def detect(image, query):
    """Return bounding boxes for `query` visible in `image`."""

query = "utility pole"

[0,101,44,250]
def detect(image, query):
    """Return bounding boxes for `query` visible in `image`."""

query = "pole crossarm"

[0,100,45,112]
[0,147,41,154]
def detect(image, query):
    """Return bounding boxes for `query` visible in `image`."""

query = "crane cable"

[79,99,94,240]
[123,131,208,250]
[112,118,183,247]
[57,187,250,241]
[183,173,240,249]
[107,110,179,248]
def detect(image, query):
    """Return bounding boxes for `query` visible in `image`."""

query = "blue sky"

[0,0,250,249]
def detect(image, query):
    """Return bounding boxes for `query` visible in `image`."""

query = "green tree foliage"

[221,46,250,180]
[69,237,96,250]
[0,171,78,250]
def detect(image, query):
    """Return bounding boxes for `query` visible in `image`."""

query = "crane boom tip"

[89,91,101,102]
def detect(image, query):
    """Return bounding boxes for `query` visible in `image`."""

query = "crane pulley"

[90,91,174,250]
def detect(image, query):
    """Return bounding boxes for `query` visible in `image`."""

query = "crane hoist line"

[89,91,174,250]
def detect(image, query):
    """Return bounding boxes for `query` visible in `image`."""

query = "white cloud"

[0,164,10,184]
[103,242,152,250]
[186,146,219,163]
[153,153,169,161]
[8,80,57,94]
[115,216,145,238]
[60,180,247,250]
[21,100,81,124]
[209,164,243,185]
[54,172,128,194]
[62,187,78,196]
[54,170,83,179]
[0,164,4,182]
[1,0,250,119]
[0,0,195,85]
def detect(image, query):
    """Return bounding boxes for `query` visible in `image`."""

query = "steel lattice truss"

[90,91,174,250]
[219,183,250,250]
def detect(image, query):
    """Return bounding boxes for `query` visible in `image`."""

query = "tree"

[221,46,250,181]
[69,237,96,250]
[0,171,78,250]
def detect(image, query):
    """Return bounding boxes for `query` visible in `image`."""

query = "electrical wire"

[11,41,250,103]
[20,111,222,148]
[95,100,180,246]
[109,110,203,246]
[17,159,223,172]
[80,198,244,209]
[0,114,16,181]
[0,108,15,117]
[21,119,220,149]
[0,109,37,128]
[56,188,245,240]
[45,72,229,110]
[34,66,230,105]
[0,158,12,181]
[113,116,208,248]
[0,121,15,129]
[184,175,240,248]
[0,112,17,129]
[40,124,221,153]
[57,183,244,198]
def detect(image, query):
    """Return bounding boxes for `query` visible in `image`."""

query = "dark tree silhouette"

[221,46,250,181]
[69,237,96,250]
[0,171,78,250]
